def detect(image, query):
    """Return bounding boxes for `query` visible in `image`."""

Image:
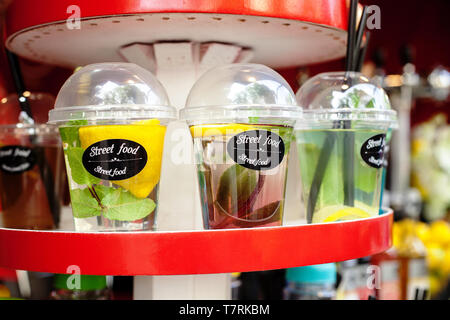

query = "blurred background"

[0,0,448,300]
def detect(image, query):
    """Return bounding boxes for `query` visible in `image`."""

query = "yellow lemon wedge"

[312,205,373,223]
[79,119,166,199]
[190,124,254,138]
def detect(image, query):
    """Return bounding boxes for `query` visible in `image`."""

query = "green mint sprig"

[69,185,155,220]
[61,122,156,222]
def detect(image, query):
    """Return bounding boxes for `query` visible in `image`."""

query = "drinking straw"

[342,0,359,207]
[345,0,358,73]
[353,6,369,71]
[306,0,360,222]
[5,49,60,227]
[356,31,371,72]
[5,50,34,122]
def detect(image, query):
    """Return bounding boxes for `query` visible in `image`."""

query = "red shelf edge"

[0,211,393,276]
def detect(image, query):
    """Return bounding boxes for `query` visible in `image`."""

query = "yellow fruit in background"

[411,138,426,156]
[429,220,450,247]
[79,120,166,199]
[393,223,402,249]
[443,249,450,275]
[429,275,442,297]
[426,244,446,270]
[415,222,431,245]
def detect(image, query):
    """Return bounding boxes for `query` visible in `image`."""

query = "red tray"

[5,0,349,68]
[0,210,392,276]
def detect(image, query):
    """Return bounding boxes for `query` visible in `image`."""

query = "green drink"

[295,72,397,223]
[296,128,389,223]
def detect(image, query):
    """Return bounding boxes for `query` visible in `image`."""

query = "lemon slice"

[312,205,372,223]
[79,119,166,199]
[190,124,254,138]
[322,207,371,222]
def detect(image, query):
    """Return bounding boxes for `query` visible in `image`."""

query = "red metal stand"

[0,211,392,276]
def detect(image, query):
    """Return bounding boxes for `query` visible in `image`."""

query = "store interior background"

[0,0,449,300]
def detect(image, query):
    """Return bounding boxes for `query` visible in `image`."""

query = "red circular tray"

[6,0,348,35]
[0,211,392,276]
[4,0,349,68]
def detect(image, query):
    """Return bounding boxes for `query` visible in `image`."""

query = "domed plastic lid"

[180,63,301,125]
[48,63,176,124]
[296,72,397,129]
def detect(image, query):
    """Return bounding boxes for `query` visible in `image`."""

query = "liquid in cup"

[295,72,397,223]
[0,125,64,230]
[181,64,302,229]
[49,63,176,231]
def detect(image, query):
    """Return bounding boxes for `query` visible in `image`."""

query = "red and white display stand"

[1,0,391,300]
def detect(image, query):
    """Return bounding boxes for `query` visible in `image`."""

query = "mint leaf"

[249,117,259,124]
[101,188,156,221]
[366,98,375,109]
[349,91,361,108]
[272,126,294,153]
[59,120,88,148]
[264,126,293,153]
[92,184,112,199]
[66,147,100,186]
[216,164,257,214]
[70,188,102,218]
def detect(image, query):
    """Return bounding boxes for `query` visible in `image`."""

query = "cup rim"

[180,104,302,124]
[48,104,178,124]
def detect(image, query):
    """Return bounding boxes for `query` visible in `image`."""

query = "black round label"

[0,145,36,174]
[82,139,147,181]
[227,130,285,171]
[360,134,386,169]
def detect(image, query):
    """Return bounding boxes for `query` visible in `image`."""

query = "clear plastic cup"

[180,63,302,229]
[295,72,398,224]
[0,124,64,230]
[48,63,176,232]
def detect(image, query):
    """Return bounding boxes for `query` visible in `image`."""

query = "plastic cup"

[295,72,398,224]
[0,124,64,230]
[48,63,176,232]
[181,63,302,229]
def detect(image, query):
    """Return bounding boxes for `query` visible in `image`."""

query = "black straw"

[356,31,371,72]
[345,0,359,73]
[5,49,34,120]
[353,6,369,71]
[342,0,360,207]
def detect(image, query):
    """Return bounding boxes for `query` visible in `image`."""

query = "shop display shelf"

[0,210,393,276]
[0,0,393,284]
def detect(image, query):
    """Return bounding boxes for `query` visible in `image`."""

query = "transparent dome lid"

[48,62,176,124]
[296,72,397,129]
[180,63,301,125]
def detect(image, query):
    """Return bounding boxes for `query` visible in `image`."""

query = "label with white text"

[227,130,285,171]
[0,145,36,174]
[82,139,147,180]
[360,134,386,169]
